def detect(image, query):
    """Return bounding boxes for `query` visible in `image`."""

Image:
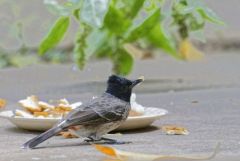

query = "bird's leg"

[100,137,132,145]
[84,136,95,143]
[84,136,131,145]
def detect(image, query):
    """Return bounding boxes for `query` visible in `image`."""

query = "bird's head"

[106,75,144,102]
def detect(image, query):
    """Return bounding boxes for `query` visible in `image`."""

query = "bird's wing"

[60,96,127,128]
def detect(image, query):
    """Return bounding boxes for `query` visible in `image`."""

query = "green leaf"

[39,16,70,55]
[74,24,92,69]
[125,9,160,42]
[198,8,224,25]
[113,48,133,75]
[74,28,110,68]
[73,9,80,20]
[81,0,110,27]
[104,4,131,34]
[85,29,110,59]
[94,35,115,58]
[189,13,205,31]
[121,0,145,18]
[129,0,145,18]
[147,24,180,59]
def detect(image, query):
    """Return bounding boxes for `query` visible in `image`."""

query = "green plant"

[39,0,223,75]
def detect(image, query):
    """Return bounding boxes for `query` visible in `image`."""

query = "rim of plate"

[0,107,168,121]
[0,111,61,121]
[127,107,168,120]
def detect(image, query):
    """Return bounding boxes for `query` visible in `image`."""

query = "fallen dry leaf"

[161,125,189,135]
[0,98,7,109]
[95,144,117,157]
[94,143,220,161]
[179,39,203,61]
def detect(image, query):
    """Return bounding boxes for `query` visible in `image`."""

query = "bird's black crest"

[106,75,142,102]
[107,75,132,86]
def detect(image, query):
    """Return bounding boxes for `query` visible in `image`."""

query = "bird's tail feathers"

[22,126,62,149]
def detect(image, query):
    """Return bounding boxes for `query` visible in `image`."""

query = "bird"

[22,75,144,149]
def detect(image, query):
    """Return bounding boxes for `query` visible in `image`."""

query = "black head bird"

[106,75,144,102]
[22,75,144,149]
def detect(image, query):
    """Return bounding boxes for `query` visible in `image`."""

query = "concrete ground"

[0,53,240,160]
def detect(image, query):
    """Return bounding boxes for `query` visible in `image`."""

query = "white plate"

[0,107,168,131]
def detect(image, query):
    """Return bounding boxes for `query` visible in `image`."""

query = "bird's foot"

[84,137,95,144]
[84,137,131,145]
[100,137,132,145]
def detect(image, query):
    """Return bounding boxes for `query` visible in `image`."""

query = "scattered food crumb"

[161,125,189,135]
[16,95,82,118]
[14,94,145,119]
[0,98,7,109]
[59,131,78,138]
[92,96,98,99]
[191,100,199,103]
[130,93,145,116]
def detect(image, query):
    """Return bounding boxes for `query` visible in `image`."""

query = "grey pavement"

[0,53,240,160]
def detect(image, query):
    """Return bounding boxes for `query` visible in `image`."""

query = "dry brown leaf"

[95,144,117,157]
[0,98,7,109]
[179,39,203,61]
[94,143,220,161]
[161,125,189,135]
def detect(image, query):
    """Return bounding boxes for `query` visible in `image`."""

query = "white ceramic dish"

[0,107,168,131]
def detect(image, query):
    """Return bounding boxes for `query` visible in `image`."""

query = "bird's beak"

[130,76,144,88]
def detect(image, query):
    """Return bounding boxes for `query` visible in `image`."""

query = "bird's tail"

[22,126,62,149]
